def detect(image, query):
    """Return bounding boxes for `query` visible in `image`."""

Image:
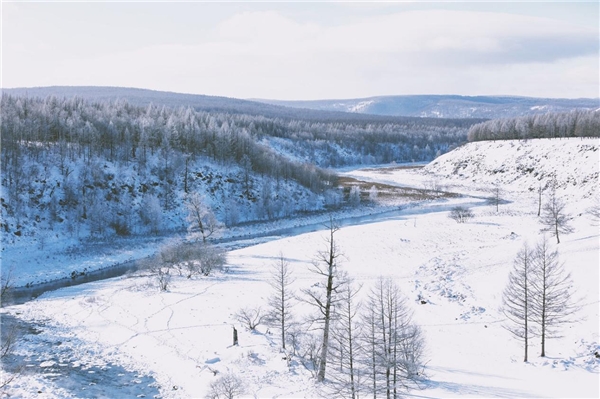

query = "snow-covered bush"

[449,206,474,223]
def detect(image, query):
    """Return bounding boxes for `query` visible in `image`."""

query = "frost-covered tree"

[369,185,379,203]
[501,243,536,362]
[530,237,579,357]
[267,253,296,350]
[139,194,163,235]
[539,186,573,244]
[186,192,223,243]
[349,186,361,207]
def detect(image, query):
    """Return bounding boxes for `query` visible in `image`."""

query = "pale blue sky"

[2,2,598,100]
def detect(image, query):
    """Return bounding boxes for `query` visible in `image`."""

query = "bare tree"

[301,217,345,382]
[234,307,267,331]
[206,372,246,399]
[0,266,14,302]
[154,246,177,291]
[328,276,363,399]
[501,242,536,362]
[362,277,425,398]
[540,186,573,244]
[537,181,544,217]
[489,181,503,212]
[267,253,296,349]
[449,206,474,223]
[1,323,21,391]
[530,237,579,357]
[186,192,223,243]
[587,195,600,225]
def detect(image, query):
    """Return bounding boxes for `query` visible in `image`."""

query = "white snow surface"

[2,138,599,398]
[349,138,599,202]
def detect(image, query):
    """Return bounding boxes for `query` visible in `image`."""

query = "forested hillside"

[2,87,484,124]
[0,94,469,243]
[467,109,600,142]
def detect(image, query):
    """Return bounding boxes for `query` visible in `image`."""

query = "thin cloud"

[2,5,598,99]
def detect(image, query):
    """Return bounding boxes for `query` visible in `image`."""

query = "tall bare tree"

[328,276,363,399]
[267,253,296,350]
[489,181,503,213]
[363,277,425,398]
[301,217,344,382]
[530,237,579,357]
[501,242,536,362]
[540,185,573,244]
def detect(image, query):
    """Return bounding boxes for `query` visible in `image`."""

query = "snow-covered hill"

[424,138,599,199]
[348,138,599,208]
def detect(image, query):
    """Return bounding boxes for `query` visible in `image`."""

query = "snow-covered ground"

[1,138,598,398]
[348,138,599,202]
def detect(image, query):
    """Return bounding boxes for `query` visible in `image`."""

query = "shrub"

[449,206,474,223]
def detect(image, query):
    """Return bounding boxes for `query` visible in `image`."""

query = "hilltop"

[348,138,599,207]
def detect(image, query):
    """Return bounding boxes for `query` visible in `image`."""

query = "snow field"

[2,138,599,398]
[4,193,598,398]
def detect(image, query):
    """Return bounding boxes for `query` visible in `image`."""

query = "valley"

[1,138,598,398]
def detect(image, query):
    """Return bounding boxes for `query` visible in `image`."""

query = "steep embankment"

[423,138,599,200]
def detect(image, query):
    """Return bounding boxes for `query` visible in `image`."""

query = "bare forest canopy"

[467,110,600,142]
[0,94,471,240]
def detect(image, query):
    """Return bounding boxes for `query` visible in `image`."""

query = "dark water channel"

[1,313,160,398]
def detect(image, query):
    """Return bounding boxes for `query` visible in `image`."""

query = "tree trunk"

[281,296,286,350]
[318,267,334,381]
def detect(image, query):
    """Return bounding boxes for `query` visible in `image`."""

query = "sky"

[1,2,599,100]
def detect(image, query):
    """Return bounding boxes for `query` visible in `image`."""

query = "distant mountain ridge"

[254,95,599,119]
[1,86,475,125]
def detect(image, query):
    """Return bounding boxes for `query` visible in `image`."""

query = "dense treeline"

[467,110,600,142]
[3,86,485,124]
[0,94,469,241]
